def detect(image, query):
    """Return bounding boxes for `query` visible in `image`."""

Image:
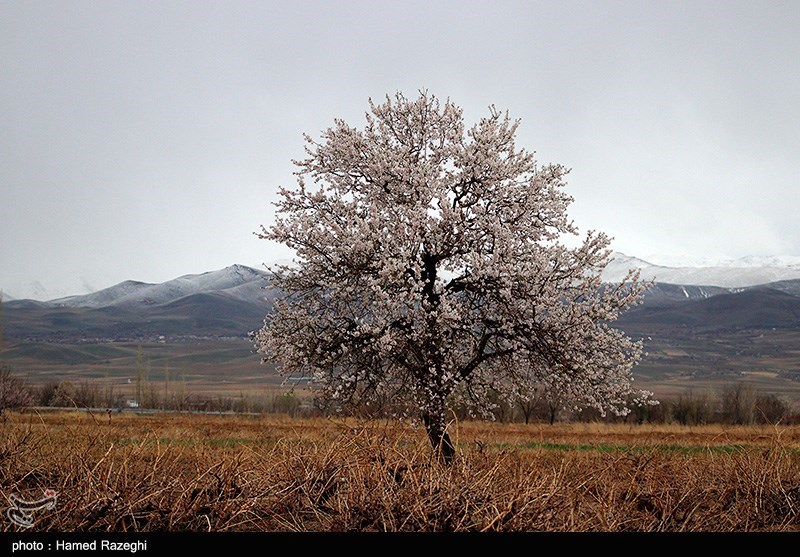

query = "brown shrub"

[1,412,800,531]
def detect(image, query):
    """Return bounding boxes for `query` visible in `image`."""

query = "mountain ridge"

[603,252,800,288]
[2,265,274,341]
[6,252,800,303]
[618,287,800,331]
[47,264,271,309]
[3,262,800,342]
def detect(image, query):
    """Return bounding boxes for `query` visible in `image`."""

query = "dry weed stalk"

[1,412,799,531]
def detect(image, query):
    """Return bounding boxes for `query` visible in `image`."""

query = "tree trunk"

[423,411,456,464]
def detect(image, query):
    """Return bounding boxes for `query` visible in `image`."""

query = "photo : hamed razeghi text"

[11,539,148,553]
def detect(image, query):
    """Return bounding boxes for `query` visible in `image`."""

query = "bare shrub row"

[2,413,800,531]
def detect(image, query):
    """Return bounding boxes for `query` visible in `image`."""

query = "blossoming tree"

[254,92,651,461]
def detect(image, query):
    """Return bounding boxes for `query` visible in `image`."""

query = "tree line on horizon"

[0,364,792,426]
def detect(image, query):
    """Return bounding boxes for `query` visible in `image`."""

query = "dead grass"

[2,411,800,531]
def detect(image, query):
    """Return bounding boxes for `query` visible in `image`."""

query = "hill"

[619,288,800,332]
[50,264,270,308]
[603,253,800,288]
[3,265,273,342]
[3,261,800,403]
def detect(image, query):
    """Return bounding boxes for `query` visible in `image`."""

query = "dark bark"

[423,411,456,464]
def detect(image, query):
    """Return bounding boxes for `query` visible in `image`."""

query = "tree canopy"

[254,91,651,460]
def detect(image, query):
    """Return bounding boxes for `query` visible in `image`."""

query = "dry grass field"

[2,410,800,532]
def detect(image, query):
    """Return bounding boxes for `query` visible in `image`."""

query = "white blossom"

[253,92,652,456]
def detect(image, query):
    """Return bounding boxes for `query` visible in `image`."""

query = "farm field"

[2,411,800,531]
[4,329,800,405]
[0,340,287,398]
[631,329,800,402]
[1,340,266,384]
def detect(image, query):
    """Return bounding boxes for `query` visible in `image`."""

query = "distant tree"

[721,382,757,425]
[37,381,60,406]
[0,365,32,415]
[274,390,301,417]
[516,394,538,425]
[74,380,100,408]
[672,389,712,425]
[254,92,651,462]
[754,392,789,424]
[51,381,77,407]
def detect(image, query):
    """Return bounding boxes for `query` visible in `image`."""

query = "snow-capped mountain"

[601,254,657,283]
[8,254,800,305]
[3,264,275,341]
[603,253,800,288]
[50,265,271,308]
[4,259,800,343]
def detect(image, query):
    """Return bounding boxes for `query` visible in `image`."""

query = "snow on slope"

[601,253,659,282]
[49,280,151,307]
[603,252,800,288]
[14,254,800,309]
[723,255,800,268]
[219,279,276,305]
[50,265,270,308]
[645,254,800,269]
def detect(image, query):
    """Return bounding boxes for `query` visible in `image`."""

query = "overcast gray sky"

[1,0,798,299]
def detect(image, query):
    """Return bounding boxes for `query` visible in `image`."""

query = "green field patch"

[114,436,258,447]
[498,442,750,454]
[206,437,257,447]
[2,343,132,365]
